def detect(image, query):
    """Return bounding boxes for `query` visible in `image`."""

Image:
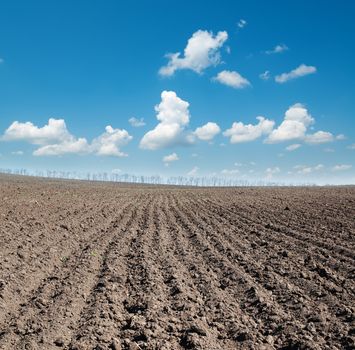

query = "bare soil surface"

[0,175,354,349]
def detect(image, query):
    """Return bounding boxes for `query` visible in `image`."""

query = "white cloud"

[265,167,280,179]
[11,150,24,155]
[2,118,92,157]
[266,103,314,143]
[224,116,275,143]
[163,152,179,163]
[140,123,187,150]
[324,147,335,153]
[213,70,250,89]
[140,90,216,150]
[294,164,324,174]
[91,126,132,157]
[194,122,220,141]
[304,132,344,145]
[159,30,228,76]
[347,143,355,150]
[259,70,270,80]
[332,164,352,171]
[128,117,145,127]
[2,118,132,157]
[187,166,199,176]
[33,138,90,156]
[304,131,335,144]
[150,90,190,126]
[286,144,301,151]
[265,44,288,54]
[266,104,341,145]
[111,168,122,174]
[140,91,191,150]
[2,118,73,145]
[275,64,317,83]
[237,19,247,28]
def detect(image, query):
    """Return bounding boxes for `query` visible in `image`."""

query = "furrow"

[0,194,141,350]
[179,193,353,348]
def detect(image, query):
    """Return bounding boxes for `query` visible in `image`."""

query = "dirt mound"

[0,175,354,349]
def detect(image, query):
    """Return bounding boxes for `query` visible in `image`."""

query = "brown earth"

[0,174,354,350]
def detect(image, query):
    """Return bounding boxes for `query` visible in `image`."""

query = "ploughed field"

[0,175,354,350]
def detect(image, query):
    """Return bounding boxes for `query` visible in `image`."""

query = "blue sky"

[0,0,354,184]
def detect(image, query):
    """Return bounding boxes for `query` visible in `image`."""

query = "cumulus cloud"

[213,70,250,89]
[266,103,314,143]
[2,118,73,145]
[163,152,179,163]
[33,138,90,156]
[259,70,270,80]
[159,30,228,76]
[265,44,288,54]
[140,91,218,150]
[237,19,247,28]
[194,122,220,141]
[223,116,275,143]
[140,123,188,150]
[2,118,132,157]
[266,104,341,145]
[187,166,199,176]
[139,91,191,150]
[332,164,352,171]
[91,126,132,157]
[286,144,301,151]
[128,117,145,127]
[275,64,317,83]
[304,131,335,144]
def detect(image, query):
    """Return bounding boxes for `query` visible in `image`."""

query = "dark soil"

[0,175,354,349]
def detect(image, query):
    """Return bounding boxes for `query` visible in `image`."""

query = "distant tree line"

[0,168,316,187]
